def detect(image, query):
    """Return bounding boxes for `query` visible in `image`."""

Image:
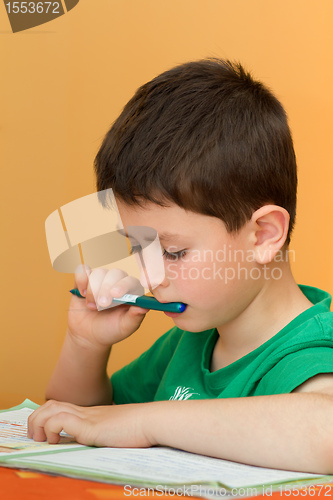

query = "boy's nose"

[137,253,168,290]
[153,274,170,289]
[139,268,170,291]
[134,241,167,290]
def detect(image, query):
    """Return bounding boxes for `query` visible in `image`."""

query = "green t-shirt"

[111,285,333,404]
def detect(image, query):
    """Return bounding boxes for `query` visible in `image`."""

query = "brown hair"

[94,59,297,244]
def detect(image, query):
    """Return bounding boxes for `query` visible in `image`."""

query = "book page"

[0,407,82,455]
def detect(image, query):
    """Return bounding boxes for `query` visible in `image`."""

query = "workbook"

[0,400,332,498]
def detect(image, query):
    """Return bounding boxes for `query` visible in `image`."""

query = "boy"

[28,59,333,473]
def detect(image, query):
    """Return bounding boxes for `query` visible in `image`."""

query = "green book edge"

[0,399,39,413]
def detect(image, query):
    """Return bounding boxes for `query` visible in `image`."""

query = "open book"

[0,400,332,498]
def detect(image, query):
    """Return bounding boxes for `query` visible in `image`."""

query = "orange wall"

[1,0,332,408]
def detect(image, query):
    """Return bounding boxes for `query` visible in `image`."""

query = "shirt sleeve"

[111,326,183,404]
[256,347,333,395]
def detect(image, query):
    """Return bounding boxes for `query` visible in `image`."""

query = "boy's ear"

[251,205,290,264]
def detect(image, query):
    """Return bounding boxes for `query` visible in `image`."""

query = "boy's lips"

[163,310,185,318]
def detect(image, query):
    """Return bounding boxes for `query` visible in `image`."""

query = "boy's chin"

[169,312,217,333]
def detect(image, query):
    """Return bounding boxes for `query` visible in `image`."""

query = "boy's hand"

[68,265,149,350]
[27,400,153,448]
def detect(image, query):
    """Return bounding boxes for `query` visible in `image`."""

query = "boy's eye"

[130,244,187,261]
[162,249,187,261]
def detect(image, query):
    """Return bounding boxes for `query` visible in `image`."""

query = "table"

[1,467,134,500]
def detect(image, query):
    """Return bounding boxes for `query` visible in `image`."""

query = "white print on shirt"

[169,386,200,400]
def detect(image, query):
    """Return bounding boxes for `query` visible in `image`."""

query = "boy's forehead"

[115,205,201,244]
[116,198,177,217]
[116,198,200,226]
[115,198,227,241]
[116,199,184,228]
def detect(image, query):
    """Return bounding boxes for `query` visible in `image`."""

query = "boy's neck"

[211,263,314,372]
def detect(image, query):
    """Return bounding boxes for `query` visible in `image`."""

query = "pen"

[69,288,187,313]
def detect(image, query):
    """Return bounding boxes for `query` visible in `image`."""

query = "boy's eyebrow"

[158,232,183,242]
[116,227,183,242]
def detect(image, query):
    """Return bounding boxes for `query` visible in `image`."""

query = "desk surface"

[1,467,132,500]
[1,467,332,500]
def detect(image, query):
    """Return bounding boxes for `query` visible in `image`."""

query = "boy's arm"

[45,267,148,406]
[45,329,113,406]
[29,375,333,474]
[145,375,333,473]
[292,373,333,395]
[147,391,333,474]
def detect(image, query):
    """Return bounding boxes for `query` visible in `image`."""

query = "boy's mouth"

[163,308,186,318]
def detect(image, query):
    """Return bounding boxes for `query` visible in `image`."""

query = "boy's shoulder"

[254,292,333,395]
[265,285,333,355]
[298,284,332,309]
[290,284,333,339]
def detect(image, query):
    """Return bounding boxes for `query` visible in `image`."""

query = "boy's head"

[94,58,297,246]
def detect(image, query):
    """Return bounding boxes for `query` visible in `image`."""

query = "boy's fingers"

[27,401,81,440]
[88,268,128,304]
[85,268,108,307]
[129,306,149,316]
[120,305,149,334]
[30,424,47,442]
[43,412,82,445]
[113,275,145,297]
[74,264,92,297]
[97,273,143,308]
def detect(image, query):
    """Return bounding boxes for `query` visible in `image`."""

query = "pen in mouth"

[69,289,187,313]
